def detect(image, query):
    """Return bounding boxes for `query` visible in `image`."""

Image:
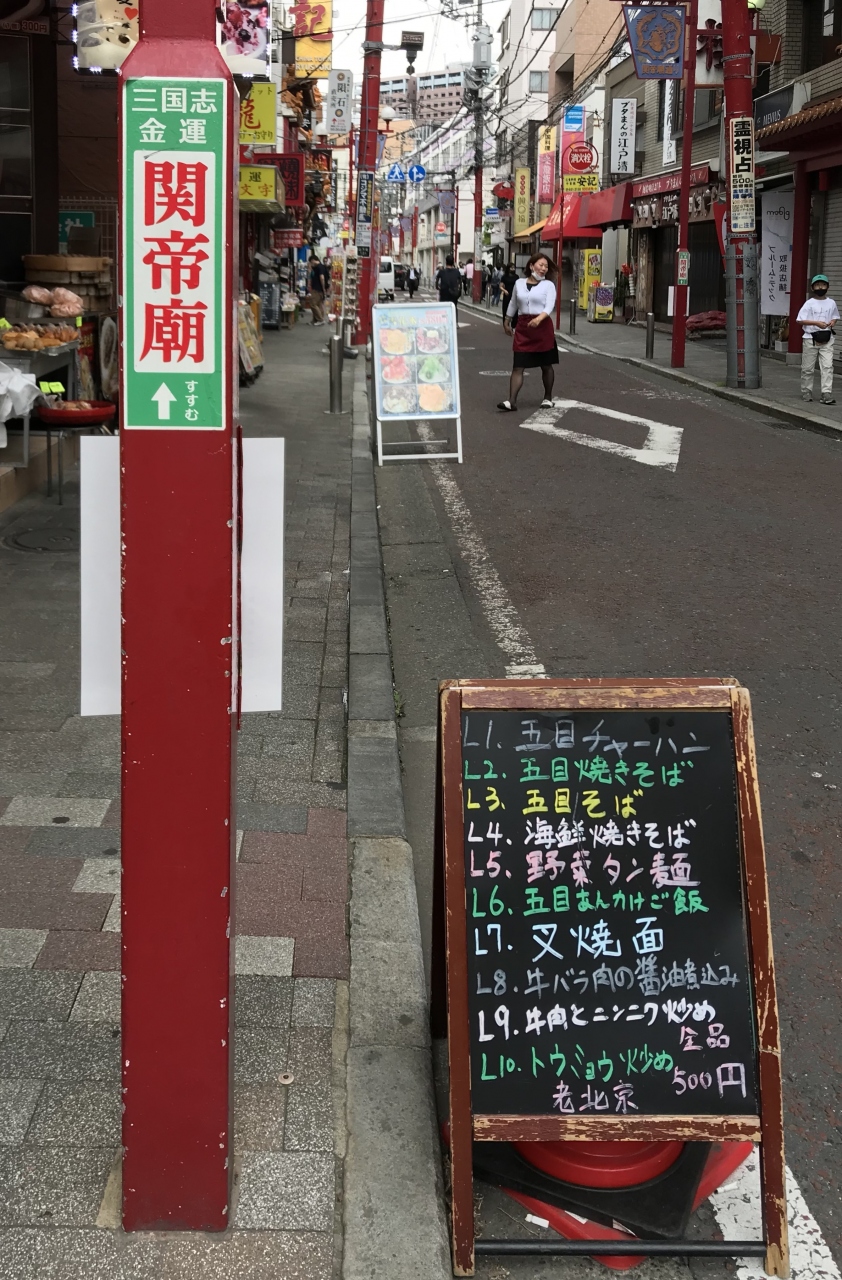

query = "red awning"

[542,191,603,241]
[579,182,633,227]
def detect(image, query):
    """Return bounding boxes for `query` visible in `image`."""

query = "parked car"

[378,256,395,301]
[394,262,408,291]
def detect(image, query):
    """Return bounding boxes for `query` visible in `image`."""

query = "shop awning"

[756,93,842,151]
[580,182,633,227]
[514,217,547,240]
[542,191,603,241]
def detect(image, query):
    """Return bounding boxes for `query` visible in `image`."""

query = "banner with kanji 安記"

[122,77,228,430]
[292,0,333,78]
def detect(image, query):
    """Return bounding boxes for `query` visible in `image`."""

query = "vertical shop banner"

[122,77,227,430]
[760,192,793,316]
[729,116,755,235]
[560,103,584,195]
[662,79,677,166]
[610,98,636,175]
[513,166,531,237]
[239,82,276,146]
[218,1,271,77]
[327,69,353,133]
[622,7,684,79]
[537,125,557,204]
[292,0,333,77]
[356,169,374,257]
[695,0,757,90]
[276,154,305,206]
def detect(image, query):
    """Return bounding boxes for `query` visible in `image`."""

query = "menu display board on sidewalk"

[372,302,461,421]
[434,679,788,1277]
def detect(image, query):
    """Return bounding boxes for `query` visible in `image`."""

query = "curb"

[456,294,842,439]
[342,360,451,1280]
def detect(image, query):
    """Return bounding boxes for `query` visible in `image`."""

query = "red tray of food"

[36,400,116,427]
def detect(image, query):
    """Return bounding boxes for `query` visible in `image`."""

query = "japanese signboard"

[327,68,353,133]
[122,77,227,430]
[275,154,305,206]
[760,192,793,316]
[563,173,600,194]
[356,169,374,257]
[272,228,304,249]
[239,82,276,146]
[218,1,271,77]
[610,98,637,176]
[622,6,684,79]
[292,0,333,78]
[372,302,461,421]
[513,167,531,238]
[729,116,755,235]
[537,126,557,205]
[677,248,690,287]
[239,165,282,208]
[695,0,723,88]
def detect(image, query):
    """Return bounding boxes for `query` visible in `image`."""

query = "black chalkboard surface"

[460,708,758,1118]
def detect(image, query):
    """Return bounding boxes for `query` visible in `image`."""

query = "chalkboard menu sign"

[461,708,758,1118]
[436,680,787,1279]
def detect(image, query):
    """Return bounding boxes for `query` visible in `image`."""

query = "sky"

[328,0,511,82]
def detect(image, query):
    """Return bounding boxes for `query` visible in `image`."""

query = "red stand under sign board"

[118,0,238,1231]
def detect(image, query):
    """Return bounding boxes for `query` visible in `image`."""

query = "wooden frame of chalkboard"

[435,678,788,1278]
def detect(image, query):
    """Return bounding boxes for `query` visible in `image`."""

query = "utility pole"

[721,0,760,388]
[357,0,385,346]
[670,0,698,368]
[471,5,491,303]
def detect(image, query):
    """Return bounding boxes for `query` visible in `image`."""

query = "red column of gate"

[119,0,237,1230]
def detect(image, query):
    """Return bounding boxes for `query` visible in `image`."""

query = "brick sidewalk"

[0,323,353,1278]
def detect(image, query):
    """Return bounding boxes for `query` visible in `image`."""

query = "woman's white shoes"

[540,398,554,407]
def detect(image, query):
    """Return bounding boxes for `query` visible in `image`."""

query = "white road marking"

[520,399,684,471]
[709,1150,839,1280]
[416,421,546,679]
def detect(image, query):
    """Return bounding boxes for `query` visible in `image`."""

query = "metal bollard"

[645,312,655,360]
[329,331,343,414]
[569,298,576,335]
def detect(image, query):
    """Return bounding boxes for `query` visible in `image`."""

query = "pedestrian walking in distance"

[499,262,518,326]
[437,254,462,318]
[797,274,839,404]
[498,254,559,411]
[308,253,328,326]
[407,264,419,299]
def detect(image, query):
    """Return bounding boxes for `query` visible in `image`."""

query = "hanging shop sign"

[239,165,285,211]
[355,169,374,257]
[273,228,304,249]
[622,6,684,79]
[218,1,271,78]
[74,1,138,74]
[632,181,724,228]
[274,154,305,206]
[513,167,531,238]
[122,75,228,431]
[435,677,788,1277]
[729,116,755,235]
[610,98,637,176]
[633,165,710,199]
[239,82,277,146]
[760,192,793,317]
[537,125,557,205]
[438,190,457,216]
[563,143,599,193]
[434,221,451,246]
[327,68,353,133]
[292,0,333,78]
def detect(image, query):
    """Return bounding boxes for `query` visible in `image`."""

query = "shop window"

[803,0,842,69]
[529,71,549,94]
[0,120,32,196]
[0,35,29,111]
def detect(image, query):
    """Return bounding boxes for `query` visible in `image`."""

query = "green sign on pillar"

[122,78,228,430]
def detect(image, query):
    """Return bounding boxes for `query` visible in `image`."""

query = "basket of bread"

[1,324,80,353]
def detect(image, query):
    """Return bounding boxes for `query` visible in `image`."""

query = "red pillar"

[787,161,810,357]
[118,0,236,1230]
[472,166,483,302]
[357,0,385,345]
[671,0,698,368]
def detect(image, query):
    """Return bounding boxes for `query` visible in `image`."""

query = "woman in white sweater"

[498,253,559,412]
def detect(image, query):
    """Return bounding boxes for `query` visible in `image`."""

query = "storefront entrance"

[652,225,677,322]
[689,221,726,314]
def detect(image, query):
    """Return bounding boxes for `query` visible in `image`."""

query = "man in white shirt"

[796,274,840,404]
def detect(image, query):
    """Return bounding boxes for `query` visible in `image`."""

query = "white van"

[378,256,395,301]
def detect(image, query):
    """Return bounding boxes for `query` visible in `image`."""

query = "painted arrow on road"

[152,382,177,421]
[520,399,683,471]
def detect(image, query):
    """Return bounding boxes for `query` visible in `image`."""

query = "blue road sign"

[408,164,426,183]
[386,162,406,182]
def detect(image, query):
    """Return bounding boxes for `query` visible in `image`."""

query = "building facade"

[379,65,467,127]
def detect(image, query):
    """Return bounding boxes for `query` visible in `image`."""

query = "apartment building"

[496,0,563,170]
[379,65,468,126]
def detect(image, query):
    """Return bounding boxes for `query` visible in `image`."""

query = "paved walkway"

[0,320,354,1278]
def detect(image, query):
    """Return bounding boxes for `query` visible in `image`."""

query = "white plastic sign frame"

[371,301,463,465]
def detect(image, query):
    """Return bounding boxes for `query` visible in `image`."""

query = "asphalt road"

[375,297,842,1270]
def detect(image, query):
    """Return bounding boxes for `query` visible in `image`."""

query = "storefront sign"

[563,105,584,132]
[537,125,557,204]
[563,173,600,193]
[219,1,271,77]
[293,0,333,77]
[633,165,710,198]
[273,228,304,249]
[59,209,95,252]
[729,116,755,235]
[632,180,724,228]
[662,79,677,166]
[513,167,531,237]
[239,82,276,146]
[434,221,451,246]
[622,6,684,79]
[74,1,138,72]
[610,98,637,175]
[695,0,723,88]
[327,68,353,133]
[372,302,461,421]
[122,76,227,431]
[760,191,792,316]
[239,165,282,207]
[275,154,305,206]
[754,81,810,133]
[355,169,374,257]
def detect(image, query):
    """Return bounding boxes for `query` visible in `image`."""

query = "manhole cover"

[4,527,79,553]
